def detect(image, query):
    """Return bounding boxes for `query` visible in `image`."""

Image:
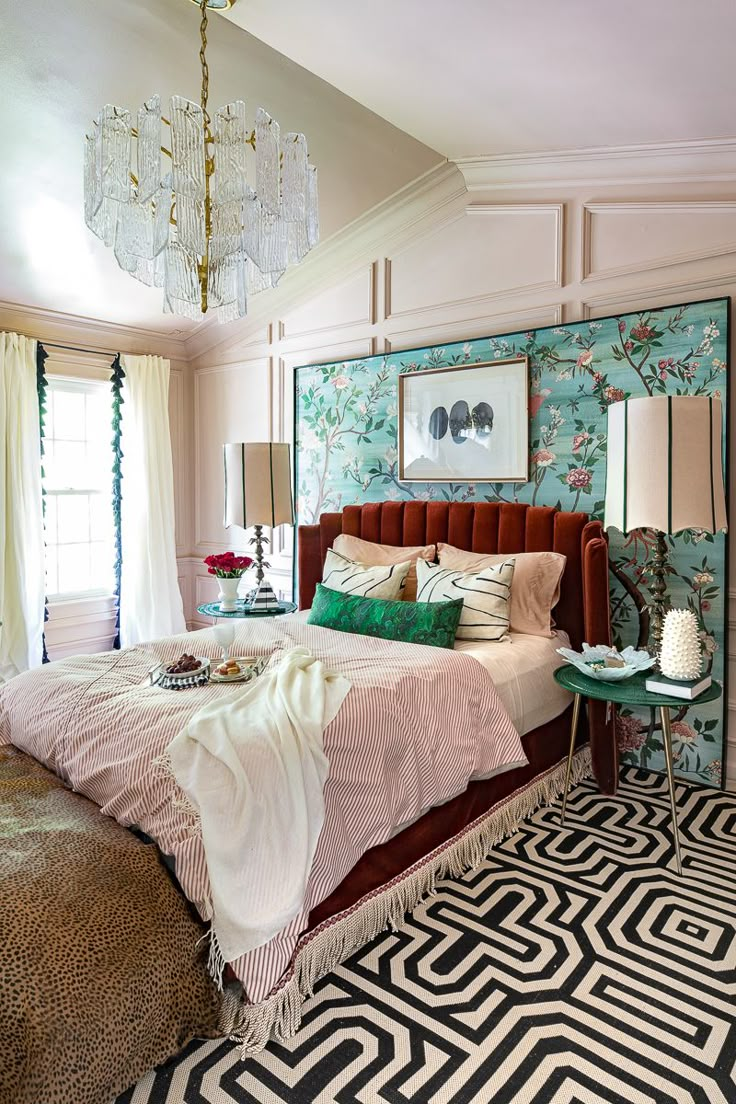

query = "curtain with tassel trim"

[118,353,185,645]
[36,344,49,664]
[111,355,125,650]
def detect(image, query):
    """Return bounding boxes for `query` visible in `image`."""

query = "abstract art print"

[398,358,528,482]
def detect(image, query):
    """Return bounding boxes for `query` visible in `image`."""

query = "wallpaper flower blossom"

[295,298,729,786]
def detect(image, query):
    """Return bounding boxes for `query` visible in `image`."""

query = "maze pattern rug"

[118,768,736,1104]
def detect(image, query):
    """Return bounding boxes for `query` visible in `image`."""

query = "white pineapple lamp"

[604,395,727,655]
[659,609,702,681]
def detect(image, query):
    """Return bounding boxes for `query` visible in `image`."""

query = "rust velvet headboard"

[297,500,617,791]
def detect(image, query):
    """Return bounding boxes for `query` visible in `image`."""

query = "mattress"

[455,630,572,735]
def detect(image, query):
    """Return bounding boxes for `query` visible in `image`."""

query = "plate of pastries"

[210,655,268,683]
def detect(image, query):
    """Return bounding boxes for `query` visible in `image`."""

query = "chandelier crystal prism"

[83,0,319,322]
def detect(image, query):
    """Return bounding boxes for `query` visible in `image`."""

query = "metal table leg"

[659,706,683,876]
[561,693,581,825]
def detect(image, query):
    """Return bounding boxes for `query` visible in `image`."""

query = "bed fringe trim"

[218,745,592,1054]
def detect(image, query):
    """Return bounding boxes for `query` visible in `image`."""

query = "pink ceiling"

[227,0,736,159]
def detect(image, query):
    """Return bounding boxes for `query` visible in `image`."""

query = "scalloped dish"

[556,643,656,681]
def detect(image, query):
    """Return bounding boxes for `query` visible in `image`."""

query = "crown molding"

[455,136,736,191]
[186,159,463,366]
[0,299,190,361]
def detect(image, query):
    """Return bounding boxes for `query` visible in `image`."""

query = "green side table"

[553,664,722,876]
[197,599,297,621]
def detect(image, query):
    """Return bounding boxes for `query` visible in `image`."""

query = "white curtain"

[119,354,185,646]
[0,332,45,680]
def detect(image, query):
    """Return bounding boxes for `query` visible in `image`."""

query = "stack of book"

[644,672,712,700]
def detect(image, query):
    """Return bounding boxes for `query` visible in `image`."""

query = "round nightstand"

[554,664,721,875]
[197,599,297,621]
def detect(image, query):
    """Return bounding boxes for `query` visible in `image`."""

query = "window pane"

[44,379,116,600]
[53,389,86,441]
[90,494,113,542]
[86,391,113,444]
[47,441,87,490]
[88,542,114,592]
[57,543,92,595]
[57,494,90,544]
[86,443,113,490]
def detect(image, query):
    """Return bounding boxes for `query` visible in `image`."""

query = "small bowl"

[556,643,655,682]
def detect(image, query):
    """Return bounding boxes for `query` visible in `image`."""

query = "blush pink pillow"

[437,543,566,637]
[333,535,436,602]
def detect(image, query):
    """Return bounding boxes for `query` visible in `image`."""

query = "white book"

[645,673,712,700]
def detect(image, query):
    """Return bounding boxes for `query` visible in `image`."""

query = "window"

[43,377,115,601]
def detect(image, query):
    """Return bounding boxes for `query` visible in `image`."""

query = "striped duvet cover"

[0,617,526,1002]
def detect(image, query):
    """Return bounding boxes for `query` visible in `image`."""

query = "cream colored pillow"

[322,548,411,601]
[416,558,515,642]
[333,534,436,602]
[437,544,566,637]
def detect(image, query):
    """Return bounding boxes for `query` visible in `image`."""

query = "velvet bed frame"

[297,500,615,929]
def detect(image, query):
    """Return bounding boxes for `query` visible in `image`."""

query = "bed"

[298,500,614,926]
[0,500,612,1104]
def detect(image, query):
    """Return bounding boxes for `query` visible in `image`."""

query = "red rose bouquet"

[203,551,253,579]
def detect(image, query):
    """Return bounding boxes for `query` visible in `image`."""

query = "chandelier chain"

[199,0,213,313]
[199,0,211,134]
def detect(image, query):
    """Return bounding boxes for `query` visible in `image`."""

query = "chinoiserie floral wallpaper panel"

[295,298,729,787]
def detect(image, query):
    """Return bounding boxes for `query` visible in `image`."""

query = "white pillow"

[322,548,411,600]
[416,558,515,641]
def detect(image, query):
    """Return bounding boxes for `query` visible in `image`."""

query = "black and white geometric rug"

[118,768,736,1104]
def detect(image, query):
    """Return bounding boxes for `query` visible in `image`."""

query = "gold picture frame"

[398,357,529,483]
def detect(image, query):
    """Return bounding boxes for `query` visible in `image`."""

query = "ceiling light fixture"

[83,0,318,322]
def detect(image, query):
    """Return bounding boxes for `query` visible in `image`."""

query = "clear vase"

[217,576,241,612]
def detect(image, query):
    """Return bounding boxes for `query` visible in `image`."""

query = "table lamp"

[223,441,294,610]
[604,395,727,657]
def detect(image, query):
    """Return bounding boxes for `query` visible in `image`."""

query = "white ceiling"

[227,0,736,159]
[0,0,439,334]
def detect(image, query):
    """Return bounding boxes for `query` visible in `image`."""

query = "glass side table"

[197,599,297,622]
[553,664,722,876]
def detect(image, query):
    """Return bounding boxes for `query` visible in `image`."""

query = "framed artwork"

[398,357,529,482]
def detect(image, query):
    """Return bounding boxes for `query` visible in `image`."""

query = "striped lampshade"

[604,395,727,535]
[223,442,294,529]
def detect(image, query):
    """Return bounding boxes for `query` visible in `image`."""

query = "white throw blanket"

[167,647,351,968]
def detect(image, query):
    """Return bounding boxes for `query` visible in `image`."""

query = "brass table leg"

[660,706,683,876]
[561,693,581,825]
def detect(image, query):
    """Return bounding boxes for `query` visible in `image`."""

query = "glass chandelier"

[83,0,319,322]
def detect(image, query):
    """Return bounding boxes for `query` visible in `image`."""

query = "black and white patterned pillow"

[416,558,516,641]
[322,548,411,601]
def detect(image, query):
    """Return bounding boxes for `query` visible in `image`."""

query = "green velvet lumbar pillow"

[308,584,463,649]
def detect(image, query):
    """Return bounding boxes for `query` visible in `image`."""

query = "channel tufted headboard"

[297,500,616,792]
[298,500,610,652]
